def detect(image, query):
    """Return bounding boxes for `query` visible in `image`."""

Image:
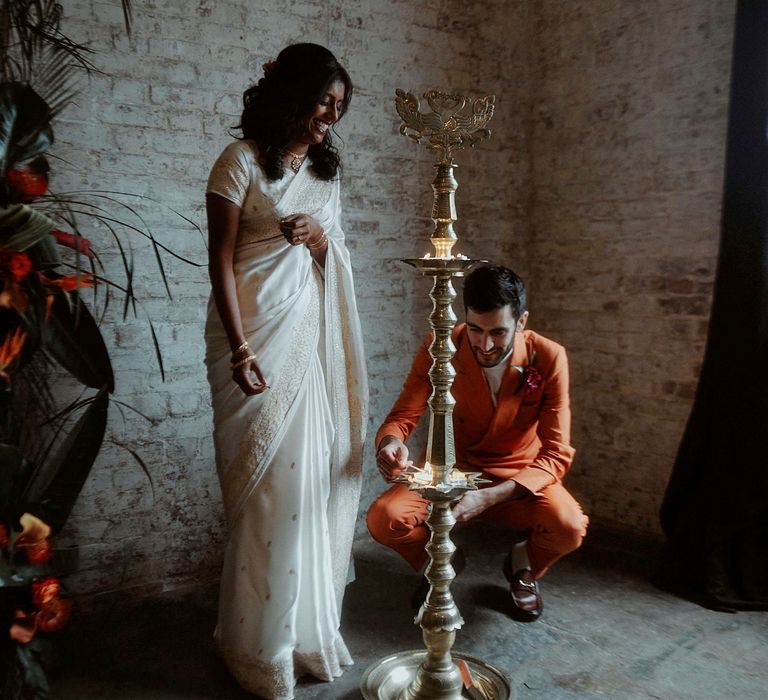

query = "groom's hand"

[376,436,410,483]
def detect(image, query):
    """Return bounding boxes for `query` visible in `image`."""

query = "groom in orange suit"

[367,265,588,621]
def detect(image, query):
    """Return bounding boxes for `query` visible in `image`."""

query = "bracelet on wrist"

[231,353,257,370]
[307,230,327,249]
[231,342,251,362]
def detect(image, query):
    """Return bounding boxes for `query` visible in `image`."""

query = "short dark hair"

[237,43,353,181]
[463,265,527,320]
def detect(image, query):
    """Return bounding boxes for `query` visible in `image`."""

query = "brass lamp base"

[360,650,514,700]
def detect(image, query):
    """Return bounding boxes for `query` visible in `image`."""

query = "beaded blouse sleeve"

[206,141,252,207]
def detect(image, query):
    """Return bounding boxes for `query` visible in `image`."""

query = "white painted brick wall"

[526,0,734,534]
[48,0,732,600]
[53,0,526,599]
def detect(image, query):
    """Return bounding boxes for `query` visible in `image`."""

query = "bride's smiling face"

[299,79,346,146]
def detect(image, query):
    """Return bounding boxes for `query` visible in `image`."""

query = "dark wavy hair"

[463,265,528,320]
[237,43,352,181]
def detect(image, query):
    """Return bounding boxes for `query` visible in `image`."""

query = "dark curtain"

[657,0,768,611]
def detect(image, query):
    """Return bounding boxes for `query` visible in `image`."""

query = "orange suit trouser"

[366,481,588,579]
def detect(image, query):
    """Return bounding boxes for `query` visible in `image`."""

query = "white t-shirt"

[482,349,514,406]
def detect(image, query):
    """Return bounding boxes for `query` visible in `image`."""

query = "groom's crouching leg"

[366,484,431,571]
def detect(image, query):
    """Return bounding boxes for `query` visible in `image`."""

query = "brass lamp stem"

[425,272,457,483]
[431,162,459,259]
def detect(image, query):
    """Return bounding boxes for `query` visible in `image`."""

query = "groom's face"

[466,305,527,368]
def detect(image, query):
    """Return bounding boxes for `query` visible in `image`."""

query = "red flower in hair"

[262,59,277,75]
[0,523,8,548]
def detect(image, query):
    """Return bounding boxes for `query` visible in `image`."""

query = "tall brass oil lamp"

[360,90,513,700]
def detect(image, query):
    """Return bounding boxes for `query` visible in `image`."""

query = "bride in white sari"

[204,44,367,699]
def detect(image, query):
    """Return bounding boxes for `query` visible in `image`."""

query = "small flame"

[410,461,433,485]
[421,252,469,261]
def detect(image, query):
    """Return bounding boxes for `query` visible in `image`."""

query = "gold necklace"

[285,149,307,173]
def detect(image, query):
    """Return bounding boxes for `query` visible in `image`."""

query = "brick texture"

[525,0,734,533]
[49,0,733,600]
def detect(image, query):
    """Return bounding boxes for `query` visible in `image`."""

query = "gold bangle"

[231,349,251,364]
[232,341,249,355]
[231,354,257,370]
[307,230,327,249]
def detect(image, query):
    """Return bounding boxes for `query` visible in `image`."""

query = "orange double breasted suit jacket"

[375,325,575,495]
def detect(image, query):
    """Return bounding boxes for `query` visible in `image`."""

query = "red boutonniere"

[512,350,541,395]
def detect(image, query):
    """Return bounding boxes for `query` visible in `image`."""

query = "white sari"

[204,141,367,700]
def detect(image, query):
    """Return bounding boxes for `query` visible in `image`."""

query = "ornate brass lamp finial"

[395,89,495,165]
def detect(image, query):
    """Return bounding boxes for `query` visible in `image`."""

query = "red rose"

[36,597,72,633]
[0,523,8,548]
[513,351,541,395]
[6,168,48,198]
[523,366,542,393]
[32,577,61,606]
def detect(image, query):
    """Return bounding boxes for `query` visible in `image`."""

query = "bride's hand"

[232,357,269,396]
[279,213,323,246]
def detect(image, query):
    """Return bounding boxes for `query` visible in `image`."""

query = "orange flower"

[32,577,61,606]
[15,513,53,564]
[48,273,97,291]
[0,326,27,383]
[36,597,72,633]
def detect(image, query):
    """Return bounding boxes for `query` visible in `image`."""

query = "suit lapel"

[454,329,494,420]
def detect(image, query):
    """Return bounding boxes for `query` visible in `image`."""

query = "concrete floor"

[51,526,768,700]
